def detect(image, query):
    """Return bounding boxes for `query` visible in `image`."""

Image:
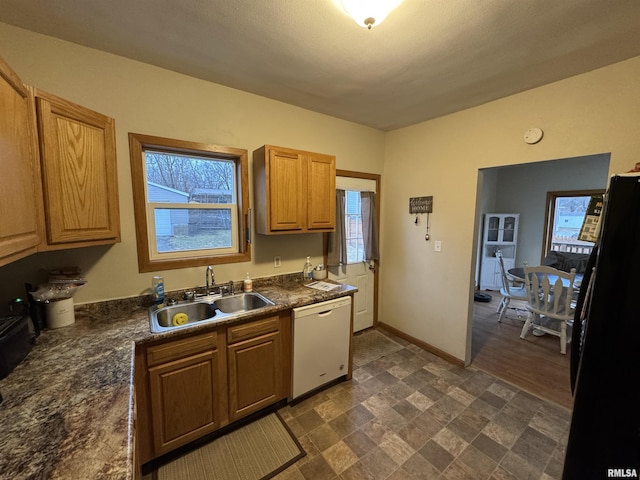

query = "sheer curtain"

[360,191,379,261]
[327,189,346,266]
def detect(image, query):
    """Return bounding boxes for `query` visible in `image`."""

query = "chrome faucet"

[205,265,215,295]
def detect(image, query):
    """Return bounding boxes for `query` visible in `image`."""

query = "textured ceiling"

[1,0,640,130]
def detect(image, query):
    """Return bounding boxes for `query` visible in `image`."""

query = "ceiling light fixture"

[341,0,404,29]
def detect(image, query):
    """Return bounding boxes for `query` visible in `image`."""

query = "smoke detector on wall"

[524,127,544,144]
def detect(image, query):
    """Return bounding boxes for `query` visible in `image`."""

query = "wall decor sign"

[409,196,433,214]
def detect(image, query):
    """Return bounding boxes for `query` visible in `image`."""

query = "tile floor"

[275,329,571,480]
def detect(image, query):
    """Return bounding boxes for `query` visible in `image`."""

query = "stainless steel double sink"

[149,292,275,333]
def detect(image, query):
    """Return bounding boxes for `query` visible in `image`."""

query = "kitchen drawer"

[227,316,279,344]
[147,332,217,367]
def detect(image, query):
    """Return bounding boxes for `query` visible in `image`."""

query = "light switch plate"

[434,241,442,252]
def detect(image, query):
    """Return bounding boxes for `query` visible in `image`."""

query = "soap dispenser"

[243,273,253,292]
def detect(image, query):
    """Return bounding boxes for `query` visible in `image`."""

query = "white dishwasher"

[292,296,352,399]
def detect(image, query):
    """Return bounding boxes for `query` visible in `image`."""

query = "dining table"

[508,267,584,289]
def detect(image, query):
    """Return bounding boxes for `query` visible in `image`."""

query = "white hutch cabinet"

[480,213,519,290]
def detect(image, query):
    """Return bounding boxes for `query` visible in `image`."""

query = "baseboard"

[377,322,465,368]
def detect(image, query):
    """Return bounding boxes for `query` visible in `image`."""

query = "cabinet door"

[0,57,41,266]
[253,145,336,234]
[485,214,519,244]
[35,90,120,247]
[502,215,518,242]
[306,153,336,230]
[149,349,220,456]
[268,148,305,231]
[227,331,283,421]
[485,215,501,242]
[480,257,500,290]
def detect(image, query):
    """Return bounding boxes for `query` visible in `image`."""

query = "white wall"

[381,56,640,363]
[0,23,385,305]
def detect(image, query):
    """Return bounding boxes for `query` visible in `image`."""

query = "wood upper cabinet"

[253,145,336,234]
[35,89,120,249]
[226,313,290,421]
[0,56,42,267]
[306,153,337,230]
[145,332,224,457]
[266,148,305,231]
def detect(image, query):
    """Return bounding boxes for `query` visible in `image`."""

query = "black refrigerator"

[563,174,640,479]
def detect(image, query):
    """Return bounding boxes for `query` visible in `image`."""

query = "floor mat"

[153,413,305,480]
[353,329,403,367]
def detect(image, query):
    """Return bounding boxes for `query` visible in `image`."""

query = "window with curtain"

[328,186,379,267]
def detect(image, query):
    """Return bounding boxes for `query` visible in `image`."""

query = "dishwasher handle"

[292,296,352,318]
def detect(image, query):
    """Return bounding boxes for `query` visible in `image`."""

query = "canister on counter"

[45,297,75,329]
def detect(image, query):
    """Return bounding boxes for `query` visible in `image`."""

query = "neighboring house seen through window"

[542,190,604,259]
[129,133,250,272]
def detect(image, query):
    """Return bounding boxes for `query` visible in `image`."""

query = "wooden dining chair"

[519,265,577,354]
[496,250,528,322]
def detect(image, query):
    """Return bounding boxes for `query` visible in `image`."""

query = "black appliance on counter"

[0,314,32,380]
[563,174,640,479]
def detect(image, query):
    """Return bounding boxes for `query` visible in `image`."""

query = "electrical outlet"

[274,256,281,267]
[434,240,442,252]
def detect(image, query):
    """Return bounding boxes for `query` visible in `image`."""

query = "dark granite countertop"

[0,275,355,479]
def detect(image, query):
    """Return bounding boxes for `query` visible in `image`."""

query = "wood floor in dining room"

[471,293,573,410]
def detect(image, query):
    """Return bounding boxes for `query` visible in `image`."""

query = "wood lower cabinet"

[253,145,336,234]
[136,312,291,464]
[0,56,42,267]
[142,332,225,458]
[227,315,286,421]
[149,351,219,455]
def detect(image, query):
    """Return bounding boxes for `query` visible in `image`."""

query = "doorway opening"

[469,153,610,408]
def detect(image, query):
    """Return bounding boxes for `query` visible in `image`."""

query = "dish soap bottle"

[243,273,253,292]
[303,256,313,281]
[152,275,165,306]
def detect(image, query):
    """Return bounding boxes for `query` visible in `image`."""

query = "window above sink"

[129,133,251,272]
